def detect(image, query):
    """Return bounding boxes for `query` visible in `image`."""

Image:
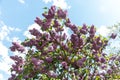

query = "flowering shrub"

[9,6,120,80]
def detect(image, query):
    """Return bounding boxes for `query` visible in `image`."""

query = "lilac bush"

[9,6,120,80]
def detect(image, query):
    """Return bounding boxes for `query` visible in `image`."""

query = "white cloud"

[43,0,71,9]
[97,26,110,37]
[52,0,71,9]
[0,74,3,80]
[0,42,12,75]
[0,42,8,57]
[99,0,120,17]
[63,26,70,38]
[99,0,120,11]
[43,0,52,3]
[18,0,25,4]
[0,21,22,79]
[0,21,21,41]
[12,37,21,43]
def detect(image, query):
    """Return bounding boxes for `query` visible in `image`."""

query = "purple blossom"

[79,37,83,46]
[10,55,23,64]
[110,33,117,39]
[42,6,56,19]
[46,57,53,63]
[42,19,51,30]
[89,25,96,38]
[61,33,67,41]
[107,69,112,74]
[76,59,83,67]
[101,53,107,56]
[94,55,99,62]
[29,28,42,38]
[55,27,64,32]
[10,42,25,53]
[62,43,69,51]
[23,39,36,47]
[11,62,23,73]
[53,19,60,27]
[31,57,44,66]
[8,74,16,80]
[71,34,78,42]
[57,9,67,19]
[92,38,102,51]
[110,56,116,60]
[34,17,43,26]
[12,59,23,72]
[47,46,54,52]
[80,24,88,34]
[101,65,107,69]
[89,25,96,34]
[70,24,78,33]
[65,18,72,27]
[61,61,68,69]
[81,57,86,62]
[99,57,106,63]
[71,34,83,49]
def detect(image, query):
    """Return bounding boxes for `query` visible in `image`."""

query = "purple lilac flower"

[31,57,44,67]
[101,53,107,56]
[10,55,23,64]
[99,57,106,63]
[46,57,53,63]
[61,61,68,69]
[110,56,116,60]
[71,34,78,42]
[55,27,64,32]
[29,28,42,38]
[81,57,86,62]
[10,42,25,53]
[76,59,83,67]
[42,19,51,30]
[110,33,117,39]
[57,9,67,19]
[34,17,43,26]
[107,69,112,74]
[53,19,60,27]
[61,33,67,41]
[79,37,83,46]
[47,46,54,52]
[65,18,72,27]
[10,55,24,73]
[80,24,88,34]
[70,24,78,33]
[94,55,99,62]
[23,39,36,47]
[62,43,69,51]
[89,25,96,38]
[92,38,102,51]
[42,6,56,19]
[101,64,107,69]
[11,62,23,73]
[8,74,16,80]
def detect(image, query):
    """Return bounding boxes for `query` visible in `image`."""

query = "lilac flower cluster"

[9,56,24,80]
[9,6,119,80]
[10,42,25,53]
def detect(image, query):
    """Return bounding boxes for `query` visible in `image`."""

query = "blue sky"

[0,0,120,79]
